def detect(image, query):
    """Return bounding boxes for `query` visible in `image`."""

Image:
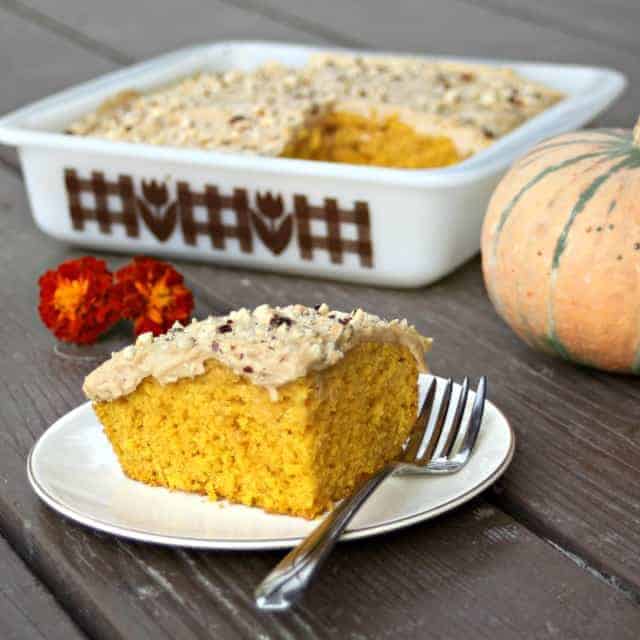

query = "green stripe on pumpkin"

[518,138,619,169]
[513,178,571,340]
[492,150,612,256]
[552,154,640,269]
[543,332,598,367]
[524,129,628,152]
[495,141,637,255]
[543,332,572,360]
[632,353,640,375]
[546,147,640,363]
[488,148,626,320]
[591,128,632,139]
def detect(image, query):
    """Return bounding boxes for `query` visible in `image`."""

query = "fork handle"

[254,463,398,610]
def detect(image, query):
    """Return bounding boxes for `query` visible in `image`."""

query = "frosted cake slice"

[83,303,431,518]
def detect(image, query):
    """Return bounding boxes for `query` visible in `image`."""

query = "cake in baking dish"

[83,304,431,518]
[68,52,563,168]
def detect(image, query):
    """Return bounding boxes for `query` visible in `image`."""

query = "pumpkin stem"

[634,118,640,145]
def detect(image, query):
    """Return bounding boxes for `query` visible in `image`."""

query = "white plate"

[0,41,626,287]
[28,375,514,550]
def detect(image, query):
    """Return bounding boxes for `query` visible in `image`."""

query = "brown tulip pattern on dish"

[63,169,373,267]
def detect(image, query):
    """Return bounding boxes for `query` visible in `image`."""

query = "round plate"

[28,375,514,550]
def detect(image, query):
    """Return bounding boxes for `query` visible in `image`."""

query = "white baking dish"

[0,41,626,287]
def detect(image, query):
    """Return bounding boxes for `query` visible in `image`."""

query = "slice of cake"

[83,304,431,518]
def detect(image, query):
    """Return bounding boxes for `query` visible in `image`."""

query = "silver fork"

[255,376,487,611]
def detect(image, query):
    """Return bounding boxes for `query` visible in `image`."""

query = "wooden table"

[1,1,639,637]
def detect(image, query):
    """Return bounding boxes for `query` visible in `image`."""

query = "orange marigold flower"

[115,257,194,336]
[38,257,122,344]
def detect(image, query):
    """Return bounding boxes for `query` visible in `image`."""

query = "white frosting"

[83,303,431,402]
[68,53,563,157]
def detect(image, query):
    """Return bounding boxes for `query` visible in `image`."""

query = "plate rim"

[27,376,516,550]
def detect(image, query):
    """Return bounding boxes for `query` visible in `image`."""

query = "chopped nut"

[482,127,495,139]
[122,346,136,360]
[270,314,293,328]
[175,334,194,349]
[84,303,430,403]
[136,332,153,346]
[67,52,562,159]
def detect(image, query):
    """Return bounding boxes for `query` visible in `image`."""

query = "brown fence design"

[65,170,139,237]
[294,196,372,268]
[63,169,373,267]
[177,183,253,252]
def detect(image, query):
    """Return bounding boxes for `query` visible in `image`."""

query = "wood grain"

[183,257,640,594]
[0,0,325,170]
[2,0,640,634]
[12,0,640,125]
[1,164,640,638]
[216,0,640,127]
[0,0,326,61]
[133,0,640,594]
[0,534,86,640]
[0,5,118,168]
[464,0,640,57]
[0,5,117,116]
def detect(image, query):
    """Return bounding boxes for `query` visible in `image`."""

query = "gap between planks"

[544,539,640,606]
[0,0,133,64]
[219,0,640,60]
[148,263,640,610]
[0,525,88,640]
[0,155,20,175]
[2,0,640,618]
[214,0,365,48]
[458,0,640,58]
[3,151,640,612]
[487,489,640,606]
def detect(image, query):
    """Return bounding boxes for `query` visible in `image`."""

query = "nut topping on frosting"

[83,303,432,402]
[67,53,563,157]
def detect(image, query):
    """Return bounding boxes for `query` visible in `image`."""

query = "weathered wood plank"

[0,0,325,168]
[88,0,640,592]
[186,257,640,595]
[1,161,640,638]
[0,5,118,117]
[12,0,640,124]
[469,0,640,57]
[0,0,325,62]
[0,533,86,640]
[0,5,118,168]
[2,0,640,633]
[213,0,640,127]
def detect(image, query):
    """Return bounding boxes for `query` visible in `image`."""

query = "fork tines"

[403,376,487,472]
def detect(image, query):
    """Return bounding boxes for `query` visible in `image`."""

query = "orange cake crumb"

[282,111,461,168]
[84,304,431,518]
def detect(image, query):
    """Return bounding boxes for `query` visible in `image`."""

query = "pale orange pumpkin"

[482,121,640,374]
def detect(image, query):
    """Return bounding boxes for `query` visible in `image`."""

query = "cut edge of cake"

[85,304,432,518]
